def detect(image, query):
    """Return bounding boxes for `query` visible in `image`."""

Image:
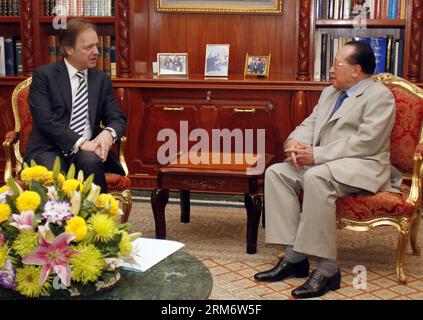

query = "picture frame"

[157,0,283,14]
[157,53,188,77]
[244,54,271,78]
[204,44,230,77]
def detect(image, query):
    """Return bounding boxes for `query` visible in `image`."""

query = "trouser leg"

[293,164,362,260]
[264,162,304,245]
[32,150,68,173]
[71,151,107,192]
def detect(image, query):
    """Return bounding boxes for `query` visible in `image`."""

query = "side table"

[151,152,273,254]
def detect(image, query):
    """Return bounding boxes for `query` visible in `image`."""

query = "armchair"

[3,77,132,223]
[336,73,423,284]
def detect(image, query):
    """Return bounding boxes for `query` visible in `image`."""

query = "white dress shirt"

[64,58,116,154]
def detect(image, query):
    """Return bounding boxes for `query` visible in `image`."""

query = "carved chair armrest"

[406,142,423,207]
[3,131,20,183]
[117,136,129,177]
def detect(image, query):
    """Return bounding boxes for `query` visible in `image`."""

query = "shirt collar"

[346,77,370,97]
[64,58,88,79]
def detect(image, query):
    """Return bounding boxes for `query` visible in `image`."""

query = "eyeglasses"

[332,61,352,68]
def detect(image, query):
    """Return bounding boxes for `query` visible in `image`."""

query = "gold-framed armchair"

[335,73,423,284]
[3,77,132,223]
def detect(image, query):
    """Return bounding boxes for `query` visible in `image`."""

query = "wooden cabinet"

[0,0,422,189]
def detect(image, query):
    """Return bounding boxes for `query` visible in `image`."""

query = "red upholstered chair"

[3,77,132,223]
[335,73,423,284]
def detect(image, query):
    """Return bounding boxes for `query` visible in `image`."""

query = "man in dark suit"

[25,18,126,192]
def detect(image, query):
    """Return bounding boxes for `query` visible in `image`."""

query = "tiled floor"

[129,200,423,300]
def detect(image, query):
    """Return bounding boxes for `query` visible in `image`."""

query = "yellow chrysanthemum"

[16,191,41,212]
[57,173,65,185]
[0,203,11,223]
[15,266,51,298]
[96,194,119,218]
[20,166,48,184]
[65,216,88,242]
[0,245,11,269]
[42,171,54,185]
[0,185,9,194]
[12,231,39,257]
[70,243,105,284]
[62,179,83,197]
[118,231,132,257]
[88,213,118,243]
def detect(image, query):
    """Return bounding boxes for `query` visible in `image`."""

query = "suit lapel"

[314,92,339,145]
[87,68,98,129]
[328,77,375,122]
[55,61,72,113]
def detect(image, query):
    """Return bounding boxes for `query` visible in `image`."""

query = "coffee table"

[0,251,212,300]
[151,152,273,254]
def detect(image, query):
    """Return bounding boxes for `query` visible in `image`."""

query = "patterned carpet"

[127,201,423,300]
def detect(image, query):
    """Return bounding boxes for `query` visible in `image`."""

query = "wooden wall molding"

[116,0,131,77]
[20,0,35,76]
[297,0,311,81]
[408,0,423,82]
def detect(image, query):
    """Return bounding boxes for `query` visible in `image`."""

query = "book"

[321,33,328,81]
[96,35,104,70]
[0,37,5,76]
[4,36,15,75]
[14,38,22,75]
[103,35,111,76]
[370,37,388,74]
[48,35,57,63]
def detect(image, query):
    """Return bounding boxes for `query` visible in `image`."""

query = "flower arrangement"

[0,159,140,298]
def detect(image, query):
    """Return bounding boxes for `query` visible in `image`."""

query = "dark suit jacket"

[25,60,126,173]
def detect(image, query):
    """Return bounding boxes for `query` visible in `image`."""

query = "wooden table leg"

[244,193,262,254]
[180,190,190,223]
[151,189,169,239]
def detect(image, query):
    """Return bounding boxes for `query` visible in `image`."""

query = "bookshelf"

[0,0,130,77]
[311,0,411,82]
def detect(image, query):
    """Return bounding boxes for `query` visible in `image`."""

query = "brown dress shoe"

[254,258,309,282]
[291,269,341,299]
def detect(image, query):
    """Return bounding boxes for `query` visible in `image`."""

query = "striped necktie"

[69,71,88,136]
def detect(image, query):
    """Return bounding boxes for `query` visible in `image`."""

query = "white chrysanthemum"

[42,200,73,225]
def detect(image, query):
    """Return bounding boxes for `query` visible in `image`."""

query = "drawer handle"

[234,108,256,113]
[163,107,185,111]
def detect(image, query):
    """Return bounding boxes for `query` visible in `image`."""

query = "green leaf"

[30,159,37,167]
[7,177,22,196]
[30,180,48,206]
[52,157,61,180]
[5,194,18,213]
[33,212,43,229]
[66,163,76,180]
[23,162,29,169]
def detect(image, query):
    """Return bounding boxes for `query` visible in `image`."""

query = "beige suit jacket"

[288,77,397,193]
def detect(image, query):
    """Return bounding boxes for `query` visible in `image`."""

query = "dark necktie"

[331,92,348,117]
[69,71,88,136]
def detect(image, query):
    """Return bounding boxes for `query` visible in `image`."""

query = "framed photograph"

[204,44,230,77]
[157,0,283,14]
[244,54,271,78]
[157,53,188,77]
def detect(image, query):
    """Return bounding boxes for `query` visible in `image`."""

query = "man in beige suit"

[254,41,399,298]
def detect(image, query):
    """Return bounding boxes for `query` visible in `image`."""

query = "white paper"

[121,237,185,272]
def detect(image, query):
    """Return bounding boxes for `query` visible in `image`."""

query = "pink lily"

[22,232,78,286]
[10,211,34,232]
[0,233,4,246]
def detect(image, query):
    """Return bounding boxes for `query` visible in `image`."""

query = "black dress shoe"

[254,257,309,282]
[291,269,341,299]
